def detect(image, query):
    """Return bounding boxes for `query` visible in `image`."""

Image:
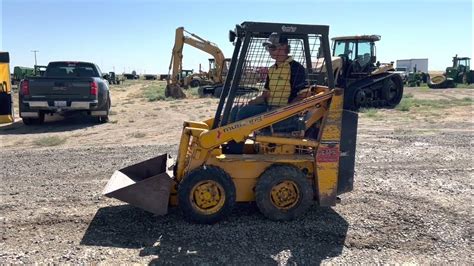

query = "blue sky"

[1,0,472,74]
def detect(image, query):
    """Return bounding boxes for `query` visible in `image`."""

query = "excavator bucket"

[102,154,175,215]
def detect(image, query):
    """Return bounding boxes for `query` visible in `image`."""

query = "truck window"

[45,62,99,78]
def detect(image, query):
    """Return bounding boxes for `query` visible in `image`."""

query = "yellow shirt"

[267,57,293,106]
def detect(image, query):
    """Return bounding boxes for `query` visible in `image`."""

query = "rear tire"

[97,97,110,123]
[255,165,313,221]
[178,166,236,224]
[428,75,448,89]
[22,113,44,126]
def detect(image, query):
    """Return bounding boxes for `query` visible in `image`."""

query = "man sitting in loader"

[231,32,307,121]
[226,33,308,153]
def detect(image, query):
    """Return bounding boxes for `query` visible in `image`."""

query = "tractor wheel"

[428,75,448,89]
[385,78,403,108]
[255,165,313,221]
[190,79,200,88]
[344,87,366,111]
[178,166,236,224]
[213,86,223,98]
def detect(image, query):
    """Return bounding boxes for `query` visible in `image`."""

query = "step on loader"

[103,22,359,224]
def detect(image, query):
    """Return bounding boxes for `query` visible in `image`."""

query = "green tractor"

[428,55,474,88]
[12,66,34,85]
[405,66,429,87]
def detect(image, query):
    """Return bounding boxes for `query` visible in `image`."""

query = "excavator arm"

[168,27,226,87]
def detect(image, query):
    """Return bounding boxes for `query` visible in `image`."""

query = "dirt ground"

[1,81,473,264]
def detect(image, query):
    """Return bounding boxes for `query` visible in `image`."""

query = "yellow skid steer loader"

[103,22,359,224]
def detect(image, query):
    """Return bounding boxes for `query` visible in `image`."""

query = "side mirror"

[229,30,236,43]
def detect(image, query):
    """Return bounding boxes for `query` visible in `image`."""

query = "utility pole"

[31,50,39,66]
[31,50,39,75]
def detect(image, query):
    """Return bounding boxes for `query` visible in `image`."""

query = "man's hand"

[248,90,269,105]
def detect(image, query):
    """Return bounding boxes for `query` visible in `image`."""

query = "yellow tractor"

[103,22,359,224]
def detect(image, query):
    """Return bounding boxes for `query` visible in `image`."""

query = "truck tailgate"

[29,78,93,99]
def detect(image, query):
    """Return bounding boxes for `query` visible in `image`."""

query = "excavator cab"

[104,22,359,224]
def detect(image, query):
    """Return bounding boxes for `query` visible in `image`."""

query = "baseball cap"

[262,32,289,47]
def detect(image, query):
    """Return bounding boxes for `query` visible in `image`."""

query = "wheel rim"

[270,181,300,210]
[354,89,366,108]
[431,75,445,84]
[387,82,397,101]
[190,180,226,215]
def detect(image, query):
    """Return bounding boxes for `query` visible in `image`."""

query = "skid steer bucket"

[102,154,175,215]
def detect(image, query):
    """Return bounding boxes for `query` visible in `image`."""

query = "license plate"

[54,101,67,107]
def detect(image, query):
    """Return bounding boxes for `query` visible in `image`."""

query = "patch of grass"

[396,97,472,112]
[33,136,67,147]
[129,132,146,138]
[455,83,474,89]
[186,87,201,97]
[403,93,414,98]
[142,84,166,101]
[359,108,379,118]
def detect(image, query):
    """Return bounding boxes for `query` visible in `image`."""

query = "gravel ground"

[1,87,473,264]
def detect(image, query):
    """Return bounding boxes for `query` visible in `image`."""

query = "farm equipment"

[104,72,122,85]
[12,66,35,85]
[144,74,158,80]
[1,52,14,124]
[165,27,228,98]
[322,35,404,110]
[103,21,358,224]
[34,65,47,76]
[428,55,473,88]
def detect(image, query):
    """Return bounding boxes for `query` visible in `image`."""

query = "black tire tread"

[255,164,313,221]
[178,166,236,224]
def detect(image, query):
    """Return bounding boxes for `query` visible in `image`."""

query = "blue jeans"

[229,104,268,123]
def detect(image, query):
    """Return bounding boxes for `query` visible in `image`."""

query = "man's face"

[267,44,288,61]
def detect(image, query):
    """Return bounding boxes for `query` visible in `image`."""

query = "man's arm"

[248,90,269,105]
[288,61,308,103]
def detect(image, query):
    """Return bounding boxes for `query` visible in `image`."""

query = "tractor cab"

[447,55,471,83]
[331,35,380,76]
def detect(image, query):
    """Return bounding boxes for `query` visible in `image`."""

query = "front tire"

[255,165,313,221]
[178,166,236,224]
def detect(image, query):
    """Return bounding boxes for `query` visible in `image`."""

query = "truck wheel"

[22,113,45,126]
[178,166,236,224]
[97,98,110,123]
[22,118,34,126]
[255,165,313,221]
